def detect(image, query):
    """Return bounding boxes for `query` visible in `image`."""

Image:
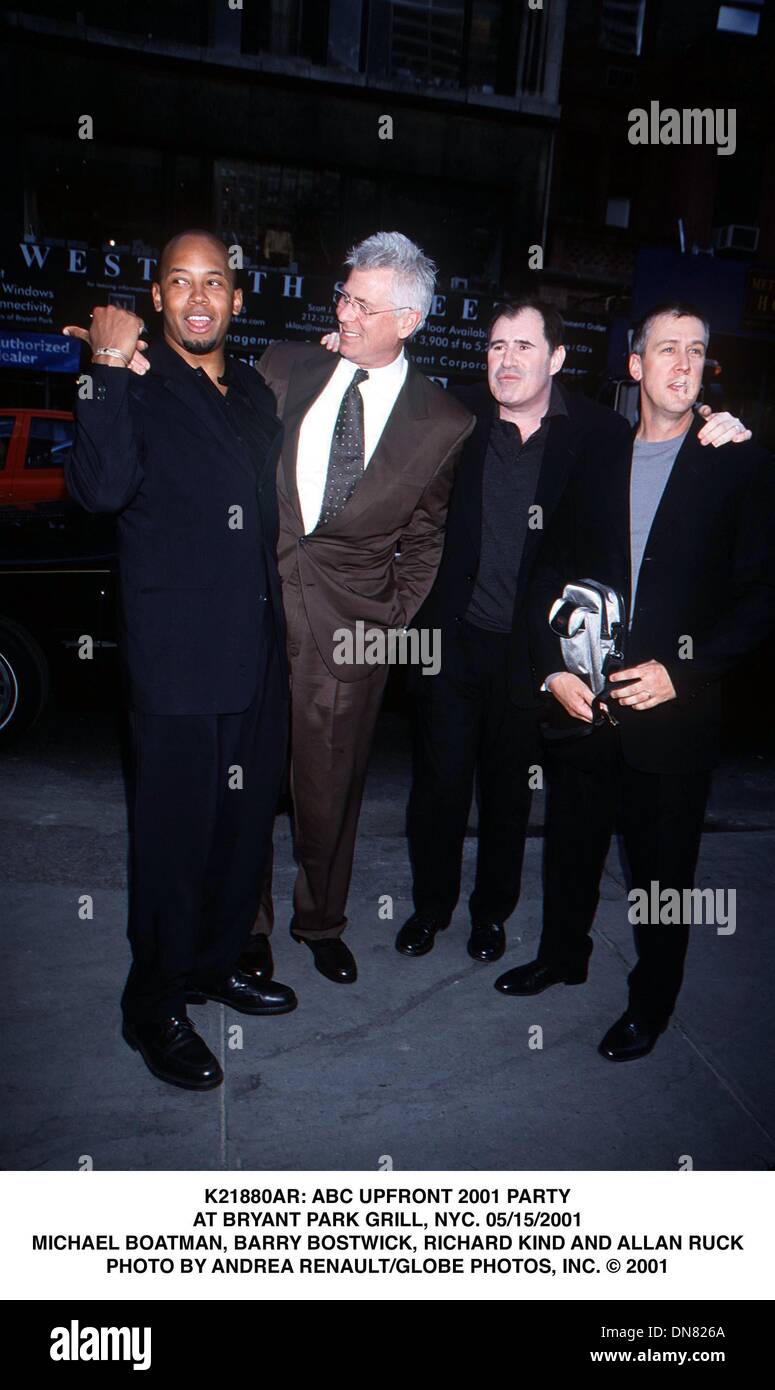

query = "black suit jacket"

[529,417,775,773]
[415,380,630,703]
[65,338,285,715]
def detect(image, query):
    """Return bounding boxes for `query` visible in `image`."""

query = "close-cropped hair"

[631,302,710,356]
[158,229,235,285]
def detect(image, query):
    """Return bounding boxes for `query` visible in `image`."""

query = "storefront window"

[367,0,466,88]
[24,136,164,249]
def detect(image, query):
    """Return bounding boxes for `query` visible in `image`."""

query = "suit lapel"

[637,421,703,567]
[230,360,283,441]
[278,351,341,526]
[146,342,284,511]
[229,361,283,490]
[515,412,575,599]
[145,340,237,453]
[554,401,634,604]
[311,359,431,532]
[457,399,495,553]
[603,435,634,605]
[599,421,701,618]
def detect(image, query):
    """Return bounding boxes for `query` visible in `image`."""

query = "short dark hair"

[486,298,565,354]
[158,229,234,285]
[631,302,709,356]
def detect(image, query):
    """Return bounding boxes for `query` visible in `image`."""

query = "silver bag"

[548,580,626,696]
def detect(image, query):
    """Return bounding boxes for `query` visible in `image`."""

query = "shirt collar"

[547,379,568,418]
[149,336,236,389]
[338,347,406,383]
[216,354,238,389]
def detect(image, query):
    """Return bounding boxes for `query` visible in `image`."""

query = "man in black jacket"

[65,230,295,1092]
[496,302,775,1061]
[397,299,748,966]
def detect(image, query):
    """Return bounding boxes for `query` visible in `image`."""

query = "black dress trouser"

[407,620,540,926]
[538,723,711,1024]
[121,631,286,1024]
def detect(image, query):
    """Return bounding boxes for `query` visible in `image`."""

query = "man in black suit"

[497,302,775,1061]
[65,230,295,1092]
[396,299,748,966]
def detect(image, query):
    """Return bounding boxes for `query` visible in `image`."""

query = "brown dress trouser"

[252,580,389,940]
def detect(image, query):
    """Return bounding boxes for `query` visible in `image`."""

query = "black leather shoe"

[186,969,297,1015]
[238,934,273,982]
[494,958,587,995]
[298,937,357,983]
[597,1010,667,1062]
[123,1016,223,1091]
[467,921,506,963]
[395,913,448,957]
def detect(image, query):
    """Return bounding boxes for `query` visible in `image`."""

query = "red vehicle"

[0,407,118,744]
[0,409,73,510]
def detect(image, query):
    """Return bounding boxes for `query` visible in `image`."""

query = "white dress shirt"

[296,349,409,533]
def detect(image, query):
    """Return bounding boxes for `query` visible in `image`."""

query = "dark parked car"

[0,404,120,742]
[0,509,118,743]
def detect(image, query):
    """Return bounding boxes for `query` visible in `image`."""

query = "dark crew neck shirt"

[466,381,567,634]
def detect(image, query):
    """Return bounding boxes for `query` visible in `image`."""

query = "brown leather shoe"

[298,937,357,983]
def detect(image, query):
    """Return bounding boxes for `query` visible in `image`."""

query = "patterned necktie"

[317,367,369,527]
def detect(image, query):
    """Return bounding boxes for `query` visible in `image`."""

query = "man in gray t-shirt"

[629,427,689,623]
[499,303,765,1067]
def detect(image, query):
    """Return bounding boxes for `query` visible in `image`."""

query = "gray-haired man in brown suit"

[241,231,474,985]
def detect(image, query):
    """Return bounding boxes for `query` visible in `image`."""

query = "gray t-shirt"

[629,428,689,622]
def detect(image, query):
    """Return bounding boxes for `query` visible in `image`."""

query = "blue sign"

[0,331,82,373]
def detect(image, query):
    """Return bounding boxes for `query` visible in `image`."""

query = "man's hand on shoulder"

[695,403,751,447]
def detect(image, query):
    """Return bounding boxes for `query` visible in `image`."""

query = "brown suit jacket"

[258,341,474,680]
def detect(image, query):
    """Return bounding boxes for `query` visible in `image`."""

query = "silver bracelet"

[92,346,131,366]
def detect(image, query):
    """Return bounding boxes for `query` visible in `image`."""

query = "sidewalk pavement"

[2,706,774,1171]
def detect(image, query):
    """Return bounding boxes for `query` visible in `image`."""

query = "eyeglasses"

[333,288,413,318]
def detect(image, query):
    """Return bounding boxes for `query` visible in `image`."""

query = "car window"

[0,416,14,471]
[25,417,74,470]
